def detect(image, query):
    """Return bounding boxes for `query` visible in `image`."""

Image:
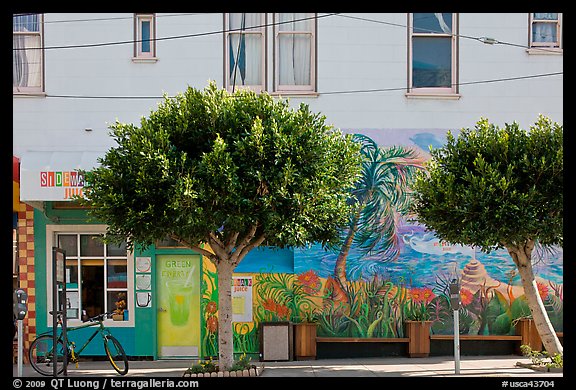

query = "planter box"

[293,323,317,360]
[405,321,431,358]
[515,318,542,353]
[112,314,124,321]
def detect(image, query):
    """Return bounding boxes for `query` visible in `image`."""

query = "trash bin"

[259,321,293,361]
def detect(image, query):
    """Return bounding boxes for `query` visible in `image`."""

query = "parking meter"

[449,279,460,311]
[449,279,461,374]
[13,289,28,320]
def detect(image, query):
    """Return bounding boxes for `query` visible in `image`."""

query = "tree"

[78,81,362,370]
[325,134,425,312]
[410,115,563,356]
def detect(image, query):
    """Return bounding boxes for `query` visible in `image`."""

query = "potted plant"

[404,287,434,358]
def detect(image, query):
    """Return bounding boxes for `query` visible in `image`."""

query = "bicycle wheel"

[104,335,129,375]
[28,334,67,376]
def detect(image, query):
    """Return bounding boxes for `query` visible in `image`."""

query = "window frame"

[13,13,44,94]
[273,13,317,94]
[223,13,267,93]
[406,13,459,98]
[133,13,157,60]
[45,224,134,327]
[529,13,562,51]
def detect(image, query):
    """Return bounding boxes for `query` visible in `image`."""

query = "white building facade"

[13,13,563,360]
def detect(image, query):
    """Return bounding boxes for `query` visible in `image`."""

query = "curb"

[515,362,563,373]
[182,364,264,377]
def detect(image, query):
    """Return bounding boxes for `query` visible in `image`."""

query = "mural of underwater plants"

[198,128,563,357]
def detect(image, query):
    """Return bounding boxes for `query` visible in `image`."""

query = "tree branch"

[230,224,258,264]
[207,234,228,261]
[225,232,240,254]
[234,234,266,266]
[168,234,218,262]
[191,244,219,262]
[209,231,225,249]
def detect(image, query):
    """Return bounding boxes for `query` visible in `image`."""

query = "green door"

[156,254,201,358]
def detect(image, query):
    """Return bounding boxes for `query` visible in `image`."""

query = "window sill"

[526,48,562,55]
[13,91,46,98]
[131,57,159,63]
[270,91,319,98]
[405,92,461,100]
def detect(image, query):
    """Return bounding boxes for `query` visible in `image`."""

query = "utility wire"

[13,12,562,54]
[12,13,338,51]
[14,71,562,99]
[32,13,217,24]
[335,14,563,54]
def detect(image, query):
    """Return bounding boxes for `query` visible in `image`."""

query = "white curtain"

[433,13,451,34]
[229,13,262,87]
[13,35,41,89]
[13,14,41,89]
[532,14,558,43]
[278,13,312,86]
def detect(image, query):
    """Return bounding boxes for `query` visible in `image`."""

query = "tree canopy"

[78,81,363,369]
[411,115,563,252]
[410,115,563,356]
[81,81,363,258]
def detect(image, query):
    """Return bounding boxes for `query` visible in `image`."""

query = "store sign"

[232,276,253,323]
[40,171,86,199]
[20,151,102,202]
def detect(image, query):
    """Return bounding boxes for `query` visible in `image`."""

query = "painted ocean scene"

[294,223,563,288]
[221,128,563,350]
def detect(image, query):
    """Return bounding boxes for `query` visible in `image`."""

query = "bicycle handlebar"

[83,312,115,323]
[49,310,115,323]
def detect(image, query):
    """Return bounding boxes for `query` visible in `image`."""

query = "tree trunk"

[325,211,361,309]
[216,261,235,371]
[507,241,563,356]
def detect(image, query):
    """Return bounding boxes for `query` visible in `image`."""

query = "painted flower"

[297,270,322,295]
[409,287,422,303]
[262,298,277,313]
[206,315,218,333]
[261,298,291,320]
[536,281,549,301]
[460,288,474,306]
[205,301,217,314]
[274,304,291,320]
[420,287,435,304]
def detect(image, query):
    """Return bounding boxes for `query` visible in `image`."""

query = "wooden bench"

[430,335,522,341]
[315,337,411,358]
[316,337,409,343]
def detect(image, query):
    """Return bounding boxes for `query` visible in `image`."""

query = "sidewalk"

[13,355,563,378]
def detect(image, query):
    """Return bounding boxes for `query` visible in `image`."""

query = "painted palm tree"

[324,134,426,311]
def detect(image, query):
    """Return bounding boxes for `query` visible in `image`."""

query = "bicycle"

[28,311,129,376]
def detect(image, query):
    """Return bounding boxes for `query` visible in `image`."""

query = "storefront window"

[58,233,128,321]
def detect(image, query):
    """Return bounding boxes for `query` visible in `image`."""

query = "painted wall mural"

[198,128,563,357]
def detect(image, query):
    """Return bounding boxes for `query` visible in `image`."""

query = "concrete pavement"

[13,355,563,378]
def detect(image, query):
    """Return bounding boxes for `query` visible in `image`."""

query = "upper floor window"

[274,13,316,93]
[529,13,562,49]
[224,13,266,92]
[224,13,317,94]
[407,13,458,97]
[134,13,157,60]
[13,13,43,94]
